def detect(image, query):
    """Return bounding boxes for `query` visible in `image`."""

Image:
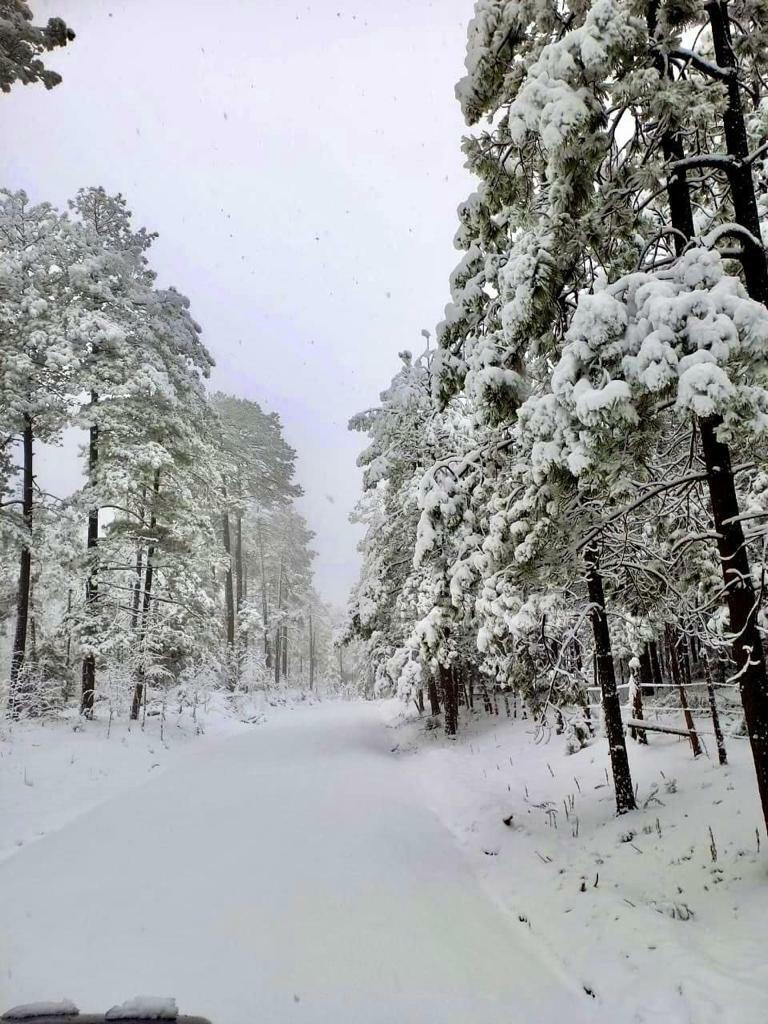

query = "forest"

[0,179,351,720]
[345,0,768,838]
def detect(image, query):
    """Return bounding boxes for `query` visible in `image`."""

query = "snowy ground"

[1,699,598,1024]
[0,692,263,865]
[1,698,765,1023]
[386,700,768,1023]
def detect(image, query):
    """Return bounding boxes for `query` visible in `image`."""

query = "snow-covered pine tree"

[0,190,128,713]
[67,187,158,714]
[0,0,74,93]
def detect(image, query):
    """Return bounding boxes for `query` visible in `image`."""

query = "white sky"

[2,0,474,606]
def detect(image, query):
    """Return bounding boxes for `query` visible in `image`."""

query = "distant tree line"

[0,187,341,719]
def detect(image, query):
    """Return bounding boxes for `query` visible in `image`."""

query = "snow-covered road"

[0,702,599,1023]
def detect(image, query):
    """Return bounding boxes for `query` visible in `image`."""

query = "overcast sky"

[2,0,473,606]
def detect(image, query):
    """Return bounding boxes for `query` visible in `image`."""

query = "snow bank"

[388,705,768,1022]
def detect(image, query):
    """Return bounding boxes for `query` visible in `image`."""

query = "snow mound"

[105,998,177,1020]
[3,1002,79,1019]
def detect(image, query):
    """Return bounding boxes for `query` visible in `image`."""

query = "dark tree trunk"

[257,520,271,667]
[308,610,315,690]
[235,513,243,611]
[706,0,768,304]
[221,510,236,650]
[640,645,654,696]
[666,626,702,757]
[584,544,635,814]
[647,0,695,245]
[131,471,160,720]
[425,666,440,716]
[273,626,281,686]
[130,548,144,630]
[81,404,99,717]
[630,650,651,744]
[703,651,728,766]
[680,632,694,691]
[690,634,699,668]
[28,581,37,668]
[699,418,768,806]
[646,0,768,826]
[9,416,34,717]
[274,559,284,685]
[130,485,146,631]
[441,663,459,736]
[692,0,768,826]
[66,588,73,668]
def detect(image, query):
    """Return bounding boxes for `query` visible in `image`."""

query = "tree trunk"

[425,665,440,715]
[257,520,271,667]
[221,510,236,650]
[130,485,146,631]
[235,513,244,611]
[81,403,99,717]
[645,0,768,826]
[703,651,728,766]
[130,547,144,629]
[308,610,315,690]
[666,625,702,757]
[273,626,281,686]
[9,415,34,717]
[694,0,768,827]
[584,544,636,814]
[66,588,73,668]
[706,0,768,303]
[640,644,654,697]
[441,662,458,736]
[699,418,768,805]
[630,650,650,744]
[274,558,283,687]
[131,471,160,720]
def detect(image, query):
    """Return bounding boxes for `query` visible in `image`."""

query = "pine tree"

[0,1,74,93]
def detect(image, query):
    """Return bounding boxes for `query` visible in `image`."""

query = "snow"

[506,0,644,152]
[522,247,768,479]
[0,698,252,865]
[2,1003,79,1020]
[2,699,766,1023]
[387,701,768,1023]
[0,702,599,1024]
[105,998,177,1020]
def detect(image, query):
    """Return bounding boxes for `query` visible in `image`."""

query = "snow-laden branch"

[666,47,735,81]
[576,464,755,553]
[668,153,736,177]
[698,223,763,252]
